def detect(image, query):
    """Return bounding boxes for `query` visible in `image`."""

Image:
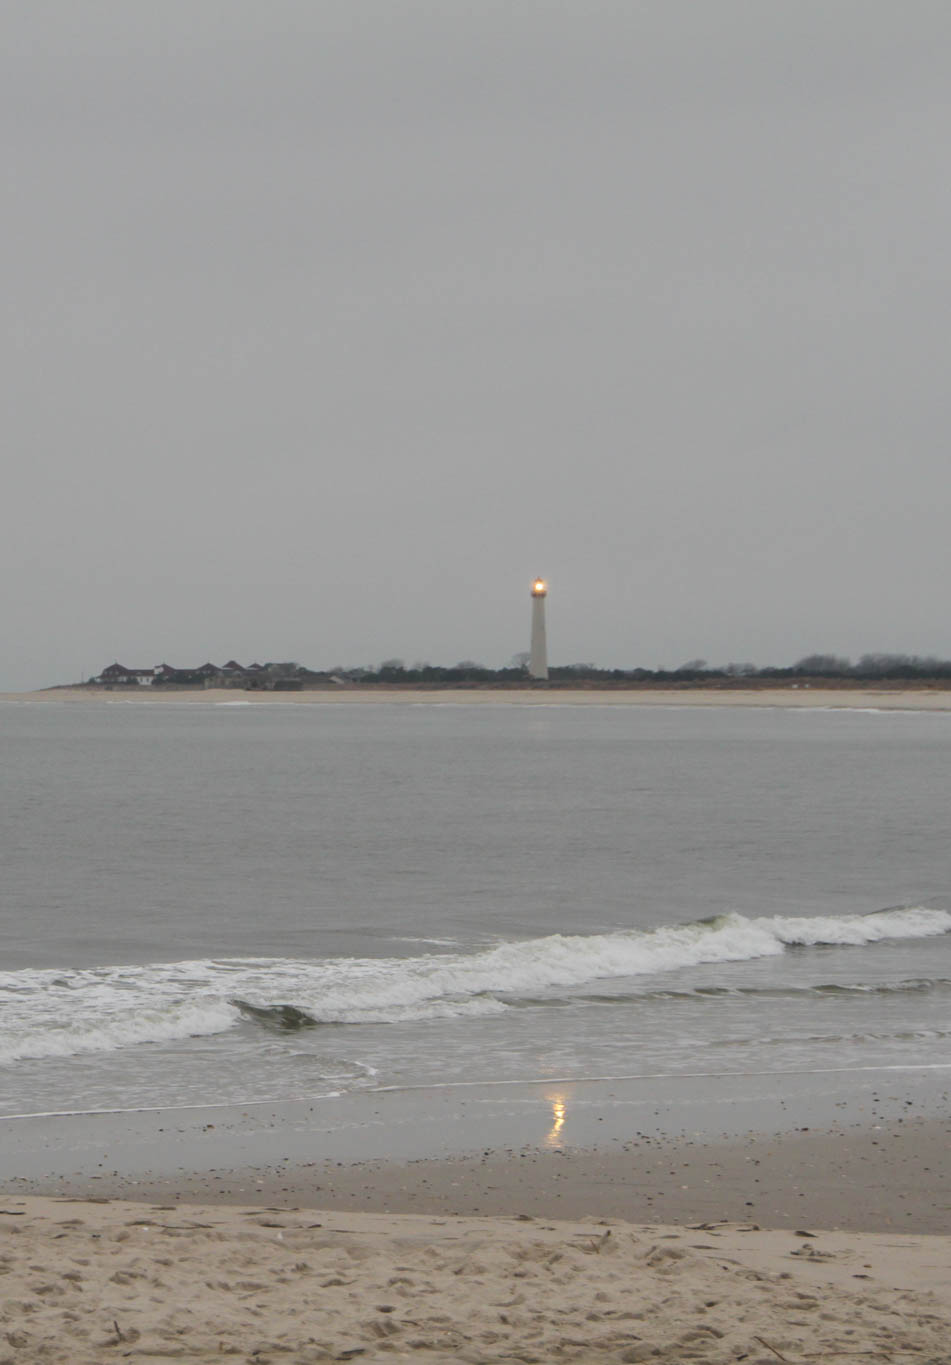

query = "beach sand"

[2,1193,949,1363]
[8,684,951,710]
[4,1120,951,1362]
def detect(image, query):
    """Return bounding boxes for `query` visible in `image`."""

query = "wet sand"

[6,1063,949,1209]
[8,1118,949,1234]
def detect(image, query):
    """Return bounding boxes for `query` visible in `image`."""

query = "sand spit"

[2,1198,949,1364]
[9,685,951,710]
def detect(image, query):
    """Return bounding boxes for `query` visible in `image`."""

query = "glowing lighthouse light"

[529,577,549,680]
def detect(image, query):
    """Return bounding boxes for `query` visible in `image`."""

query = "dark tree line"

[335,653,951,685]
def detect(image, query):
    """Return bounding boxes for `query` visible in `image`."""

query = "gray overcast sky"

[4,2,951,690]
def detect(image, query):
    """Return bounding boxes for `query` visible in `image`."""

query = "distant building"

[95,662,155,686]
[152,663,206,686]
[92,658,328,691]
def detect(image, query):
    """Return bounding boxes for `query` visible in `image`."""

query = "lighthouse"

[529,578,549,680]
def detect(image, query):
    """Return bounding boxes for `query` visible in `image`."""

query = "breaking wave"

[2,905,948,1064]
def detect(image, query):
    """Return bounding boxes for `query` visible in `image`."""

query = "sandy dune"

[10,684,951,710]
[2,1197,949,1363]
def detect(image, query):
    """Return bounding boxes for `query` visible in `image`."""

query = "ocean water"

[2,699,950,1122]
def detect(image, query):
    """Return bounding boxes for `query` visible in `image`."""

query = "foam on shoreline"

[6,906,948,1071]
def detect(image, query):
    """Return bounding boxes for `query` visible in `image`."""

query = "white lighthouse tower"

[529,578,549,680]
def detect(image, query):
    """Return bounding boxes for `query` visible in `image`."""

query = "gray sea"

[3,699,950,1128]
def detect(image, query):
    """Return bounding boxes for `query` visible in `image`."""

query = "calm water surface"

[2,700,949,1117]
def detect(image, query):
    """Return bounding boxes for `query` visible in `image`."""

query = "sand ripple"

[1,1199,949,1363]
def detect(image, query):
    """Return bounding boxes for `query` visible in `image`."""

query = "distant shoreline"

[8,683,951,710]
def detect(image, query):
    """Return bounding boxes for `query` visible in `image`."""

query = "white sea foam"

[764,907,951,946]
[0,998,239,1065]
[3,906,948,1063]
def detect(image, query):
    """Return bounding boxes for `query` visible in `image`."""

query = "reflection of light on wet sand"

[545,1094,567,1147]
